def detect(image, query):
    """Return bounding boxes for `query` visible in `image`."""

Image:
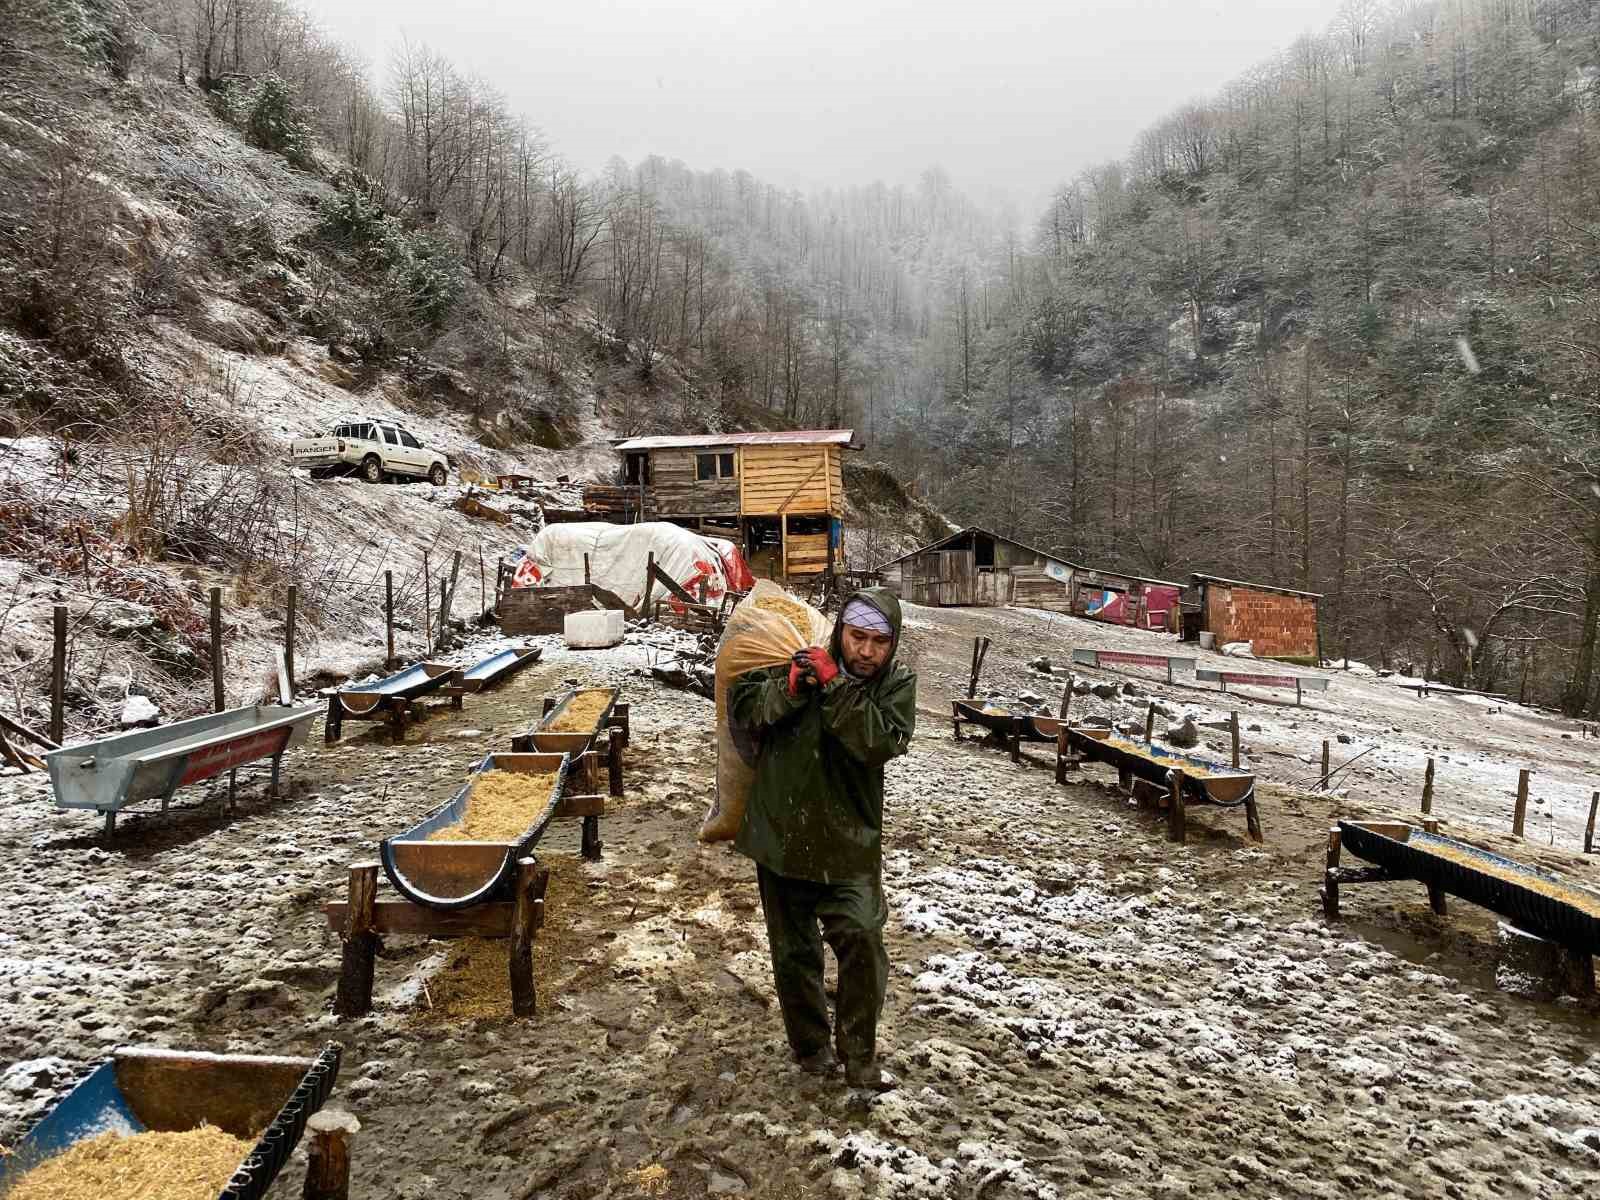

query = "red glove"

[787,656,807,696]
[799,646,839,688]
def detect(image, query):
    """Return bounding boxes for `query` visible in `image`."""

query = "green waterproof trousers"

[757,864,889,1069]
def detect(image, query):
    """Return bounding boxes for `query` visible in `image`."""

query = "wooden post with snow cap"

[1230,711,1240,769]
[1586,791,1598,855]
[1513,768,1530,837]
[1167,770,1187,843]
[50,605,66,745]
[1421,758,1435,815]
[302,1109,360,1200]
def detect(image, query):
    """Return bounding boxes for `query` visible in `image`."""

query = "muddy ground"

[2,606,1599,1199]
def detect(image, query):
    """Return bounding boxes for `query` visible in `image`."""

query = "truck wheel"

[362,455,383,484]
[429,463,447,486]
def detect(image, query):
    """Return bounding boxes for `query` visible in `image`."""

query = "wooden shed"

[877,527,1080,611]
[613,430,852,580]
[1192,573,1322,662]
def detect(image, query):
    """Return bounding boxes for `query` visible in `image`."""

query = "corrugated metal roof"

[1192,573,1323,600]
[613,429,855,451]
[874,526,1084,572]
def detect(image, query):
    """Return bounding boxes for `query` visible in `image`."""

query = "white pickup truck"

[290,419,450,485]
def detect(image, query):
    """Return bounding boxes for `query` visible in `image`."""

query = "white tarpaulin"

[512,522,753,611]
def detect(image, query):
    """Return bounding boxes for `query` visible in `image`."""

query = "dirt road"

[2,607,1598,1198]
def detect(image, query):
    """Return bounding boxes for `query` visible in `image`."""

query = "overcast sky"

[310,0,1338,215]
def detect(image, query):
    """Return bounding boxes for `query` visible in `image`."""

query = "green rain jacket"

[730,587,917,884]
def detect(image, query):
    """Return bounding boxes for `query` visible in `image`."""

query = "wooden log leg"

[607,732,624,798]
[1055,730,1066,785]
[302,1109,360,1200]
[1010,731,1021,763]
[1561,949,1597,998]
[1118,767,1131,792]
[581,815,603,861]
[102,810,116,844]
[1244,792,1264,843]
[509,858,549,1017]
[333,864,379,1019]
[1427,881,1448,917]
[1322,828,1342,920]
[269,752,283,799]
[1167,771,1187,843]
[324,694,341,745]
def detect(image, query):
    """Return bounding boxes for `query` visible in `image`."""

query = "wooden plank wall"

[741,446,836,516]
[1010,564,1073,613]
[501,585,633,635]
[648,448,740,516]
[784,533,831,577]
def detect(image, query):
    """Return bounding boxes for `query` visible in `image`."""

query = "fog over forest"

[311,0,1340,207]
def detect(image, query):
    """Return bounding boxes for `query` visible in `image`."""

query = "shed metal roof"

[1191,573,1323,600]
[613,429,855,451]
[874,526,1083,572]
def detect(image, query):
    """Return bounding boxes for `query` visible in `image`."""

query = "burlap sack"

[697,580,831,843]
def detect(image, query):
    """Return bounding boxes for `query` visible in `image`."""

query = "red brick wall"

[1204,584,1319,658]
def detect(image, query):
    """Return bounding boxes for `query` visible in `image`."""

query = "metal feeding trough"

[325,660,459,743]
[44,703,321,839]
[1058,725,1262,842]
[0,1044,342,1200]
[380,752,569,909]
[518,686,621,755]
[1331,821,1600,954]
[458,645,543,693]
[950,700,1055,744]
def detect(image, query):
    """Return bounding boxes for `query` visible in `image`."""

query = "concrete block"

[564,609,625,648]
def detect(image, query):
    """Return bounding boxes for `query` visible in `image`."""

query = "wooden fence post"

[50,605,66,745]
[1513,768,1530,837]
[302,1109,360,1200]
[384,571,396,669]
[1320,740,1330,790]
[1229,711,1240,769]
[1144,702,1156,743]
[209,587,224,711]
[642,552,656,623]
[285,584,298,696]
[478,544,486,622]
[423,551,432,652]
[1421,757,1435,815]
[1586,791,1598,855]
[333,864,379,1018]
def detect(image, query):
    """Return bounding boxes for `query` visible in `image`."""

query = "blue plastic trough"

[379,751,569,909]
[458,644,543,693]
[324,660,458,742]
[0,1044,341,1200]
[43,703,320,839]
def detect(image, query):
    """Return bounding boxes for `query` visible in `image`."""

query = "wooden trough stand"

[324,661,461,744]
[1195,667,1331,707]
[325,752,611,1019]
[1324,820,1598,995]
[511,687,629,862]
[1071,647,1195,686]
[1053,723,1263,844]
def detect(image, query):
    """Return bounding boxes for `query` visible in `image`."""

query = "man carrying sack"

[729,588,916,1092]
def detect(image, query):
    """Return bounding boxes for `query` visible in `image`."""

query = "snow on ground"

[898,601,1600,853]
[1,603,1598,1198]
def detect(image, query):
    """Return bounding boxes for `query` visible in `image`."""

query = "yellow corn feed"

[6,1126,255,1200]
[427,769,560,842]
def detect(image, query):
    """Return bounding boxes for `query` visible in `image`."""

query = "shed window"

[696,452,736,481]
